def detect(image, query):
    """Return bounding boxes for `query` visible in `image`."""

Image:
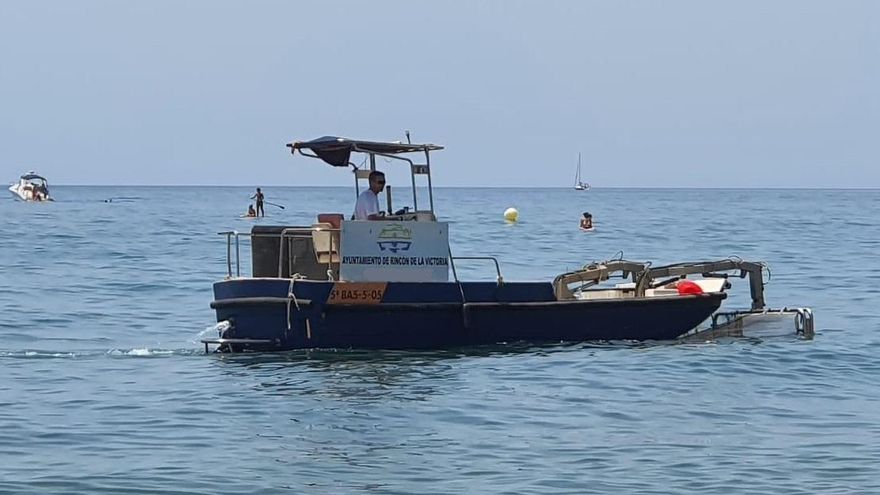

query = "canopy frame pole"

[410,160,418,212]
[425,150,434,213]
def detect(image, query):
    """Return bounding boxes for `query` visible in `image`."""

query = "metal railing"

[218,231,241,278]
[221,227,499,285]
[277,228,302,278]
[276,227,340,279]
[449,256,504,285]
[218,227,341,280]
[708,306,815,340]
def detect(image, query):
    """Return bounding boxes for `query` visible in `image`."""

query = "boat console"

[381,211,436,222]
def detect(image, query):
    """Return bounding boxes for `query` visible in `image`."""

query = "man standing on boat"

[251,187,265,217]
[353,171,386,220]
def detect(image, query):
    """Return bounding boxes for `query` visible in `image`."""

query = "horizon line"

[47,184,880,191]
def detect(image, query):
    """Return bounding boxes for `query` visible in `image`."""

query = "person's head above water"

[580,211,593,229]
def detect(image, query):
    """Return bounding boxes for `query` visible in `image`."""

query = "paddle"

[265,201,286,210]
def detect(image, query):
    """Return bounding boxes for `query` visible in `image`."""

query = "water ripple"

[1,187,879,493]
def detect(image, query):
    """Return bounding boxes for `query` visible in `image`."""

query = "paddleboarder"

[251,187,265,217]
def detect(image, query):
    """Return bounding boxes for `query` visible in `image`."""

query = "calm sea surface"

[1,186,878,494]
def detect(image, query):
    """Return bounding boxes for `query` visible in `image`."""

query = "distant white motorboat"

[574,152,590,191]
[9,172,52,202]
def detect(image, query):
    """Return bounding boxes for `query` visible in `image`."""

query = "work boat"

[204,136,813,353]
[9,172,52,201]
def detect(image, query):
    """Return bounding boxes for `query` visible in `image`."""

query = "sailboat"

[574,152,590,191]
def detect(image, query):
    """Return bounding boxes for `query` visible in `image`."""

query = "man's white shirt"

[353,189,380,220]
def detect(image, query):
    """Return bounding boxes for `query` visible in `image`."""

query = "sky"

[1,1,877,187]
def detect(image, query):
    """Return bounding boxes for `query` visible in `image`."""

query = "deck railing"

[218,231,241,278]
[218,227,341,280]
[219,229,503,284]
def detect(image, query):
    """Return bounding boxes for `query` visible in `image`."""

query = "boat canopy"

[287,136,444,167]
[21,173,47,181]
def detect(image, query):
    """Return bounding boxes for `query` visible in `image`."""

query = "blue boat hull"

[209,279,726,351]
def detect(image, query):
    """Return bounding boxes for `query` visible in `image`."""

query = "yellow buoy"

[504,207,519,222]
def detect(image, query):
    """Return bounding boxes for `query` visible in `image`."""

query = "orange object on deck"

[317,213,344,229]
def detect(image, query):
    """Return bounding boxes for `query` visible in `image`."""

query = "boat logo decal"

[376,224,412,253]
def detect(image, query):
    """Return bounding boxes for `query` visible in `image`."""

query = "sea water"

[1,186,878,494]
